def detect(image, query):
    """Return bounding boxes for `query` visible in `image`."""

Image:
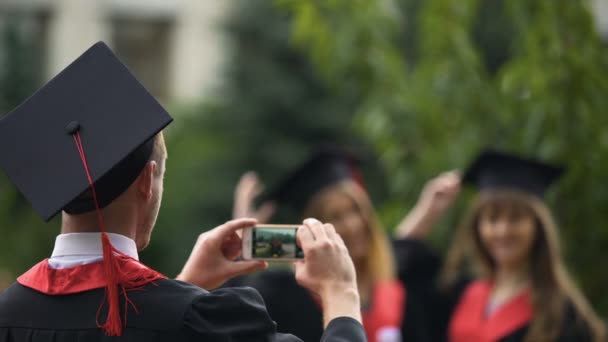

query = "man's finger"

[332,228,347,249]
[297,224,315,249]
[324,223,338,241]
[216,218,257,236]
[304,218,327,241]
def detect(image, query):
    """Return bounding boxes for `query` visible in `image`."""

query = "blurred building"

[593,0,608,39]
[0,0,233,104]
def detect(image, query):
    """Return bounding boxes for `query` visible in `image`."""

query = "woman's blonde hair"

[442,190,606,342]
[302,180,395,284]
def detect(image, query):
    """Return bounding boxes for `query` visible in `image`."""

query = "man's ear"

[137,161,157,200]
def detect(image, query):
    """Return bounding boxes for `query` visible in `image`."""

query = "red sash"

[18,256,166,295]
[449,280,533,342]
[362,280,406,342]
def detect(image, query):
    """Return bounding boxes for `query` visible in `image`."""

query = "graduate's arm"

[289,218,366,341]
[294,219,362,328]
[183,288,365,342]
[232,171,275,222]
[320,317,367,342]
[394,170,461,240]
[391,171,461,284]
[183,287,303,342]
[177,218,268,290]
[392,172,469,341]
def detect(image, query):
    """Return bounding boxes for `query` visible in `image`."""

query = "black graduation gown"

[226,269,325,341]
[0,272,365,341]
[392,238,593,342]
[225,267,406,342]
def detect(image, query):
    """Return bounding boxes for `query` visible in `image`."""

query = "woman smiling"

[394,150,605,342]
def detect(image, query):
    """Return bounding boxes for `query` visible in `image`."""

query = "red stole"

[18,256,166,295]
[362,280,406,342]
[449,280,533,342]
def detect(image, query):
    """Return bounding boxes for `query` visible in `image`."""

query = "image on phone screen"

[252,226,304,259]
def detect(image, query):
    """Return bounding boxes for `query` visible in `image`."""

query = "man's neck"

[60,209,137,240]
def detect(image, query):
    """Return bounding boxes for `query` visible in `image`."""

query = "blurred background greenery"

[1,0,607,316]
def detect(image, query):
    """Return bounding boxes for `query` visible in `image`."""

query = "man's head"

[0,42,173,247]
[61,132,168,250]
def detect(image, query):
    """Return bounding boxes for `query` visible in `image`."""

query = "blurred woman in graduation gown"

[228,147,405,342]
[393,150,606,342]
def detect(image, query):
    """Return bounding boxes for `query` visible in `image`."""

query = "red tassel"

[95,233,165,336]
[97,232,123,336]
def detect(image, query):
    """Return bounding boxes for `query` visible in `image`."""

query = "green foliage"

[0,19,40,114]
[278,0,608,313]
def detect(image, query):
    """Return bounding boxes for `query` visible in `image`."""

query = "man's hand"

[177,218,267,290]
[294,218,361,327]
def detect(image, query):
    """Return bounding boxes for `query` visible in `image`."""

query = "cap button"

[65,121,80,135]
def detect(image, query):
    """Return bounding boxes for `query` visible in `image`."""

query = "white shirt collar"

[51,232,139,260]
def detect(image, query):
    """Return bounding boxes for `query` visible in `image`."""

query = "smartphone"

[242,224,304,261]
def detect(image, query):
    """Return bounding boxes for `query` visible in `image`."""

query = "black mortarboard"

[0,41,173,221]
[462,149,564,197]
[267,145,364,212]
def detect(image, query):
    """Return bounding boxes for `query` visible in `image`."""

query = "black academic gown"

[0,269,365,341]
[225,267,406,342]
[226,269,325,341]
[393,238,593,342]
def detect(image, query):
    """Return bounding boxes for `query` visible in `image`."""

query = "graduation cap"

[267,145,365,212]
[0,42,172,336]
[0,41,172,221]
[462,149,564,197]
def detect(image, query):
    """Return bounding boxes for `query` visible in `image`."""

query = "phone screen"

[252,226,304,259]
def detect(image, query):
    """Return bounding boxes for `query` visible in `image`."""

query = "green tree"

[278,0,608,313]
